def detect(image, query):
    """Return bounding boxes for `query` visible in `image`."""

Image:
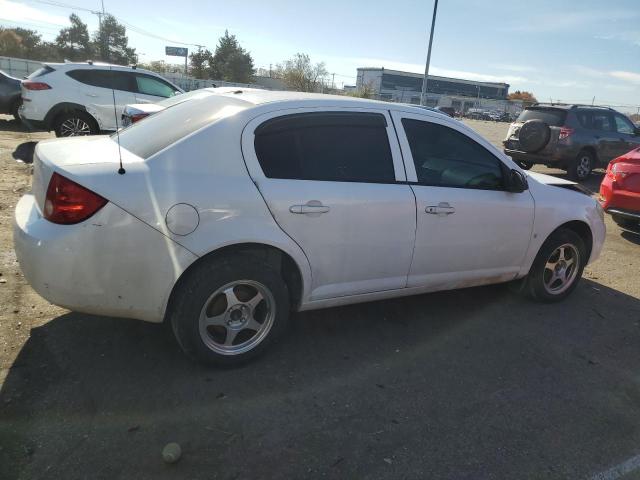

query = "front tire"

[568,150,594,181]
[524,228,586,302]
[169,254,290,366]
[53,110,99,137]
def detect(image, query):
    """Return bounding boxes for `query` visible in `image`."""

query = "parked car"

[503,104,640,181]
[599,146,640,228]
[19,61,183,137]
[435,106,456,117]
[121,87,219,126]
[0,69,21,120]
[13,91,605,365]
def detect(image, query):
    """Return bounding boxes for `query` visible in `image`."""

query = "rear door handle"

[85,93,98,97]
[426,202,455,215]
[290,202,330,214]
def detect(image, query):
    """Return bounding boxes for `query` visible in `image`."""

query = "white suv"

[13,90,606,365]
[19,62,183,137]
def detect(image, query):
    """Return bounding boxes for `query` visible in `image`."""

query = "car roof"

[43,61,160,76]
[528,103,614,112]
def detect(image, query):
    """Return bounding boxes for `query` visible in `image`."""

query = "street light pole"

[420,0,439,106]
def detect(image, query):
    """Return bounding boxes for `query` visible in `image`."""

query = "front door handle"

[290,201,330,214]
[85,93,98,97]
[426,202,455,215]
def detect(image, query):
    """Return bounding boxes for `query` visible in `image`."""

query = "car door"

[613,113,640,157]
[590,111,619,162]
[391,110,535,290]
[242,109,416,301]
[66,69,137,131]
[133,73,179,104]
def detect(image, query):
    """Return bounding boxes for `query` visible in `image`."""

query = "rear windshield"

[113,93,249,159]
[517,108,567,126]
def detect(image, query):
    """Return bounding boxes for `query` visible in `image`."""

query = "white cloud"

[0,0,69,27]
[352,57,528,84]
[502,9,637,32]
[610,71,640,84]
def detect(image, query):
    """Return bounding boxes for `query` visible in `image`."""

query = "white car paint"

[19,62,183,132]
[14,90,605,323]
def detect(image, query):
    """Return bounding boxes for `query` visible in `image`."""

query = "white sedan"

[13,89,605,365]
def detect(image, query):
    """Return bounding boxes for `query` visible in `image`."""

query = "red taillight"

[44,173,107,224]
[22,80,52,90]
[130,112,150,123]
[558,127,574,140]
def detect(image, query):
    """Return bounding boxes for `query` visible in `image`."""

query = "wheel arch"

[164,242,306,323]
[578,145,599,165]
[44,102,95,130]
[547,220,593,262]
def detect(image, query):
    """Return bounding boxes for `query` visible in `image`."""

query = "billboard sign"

[165,46,188,57]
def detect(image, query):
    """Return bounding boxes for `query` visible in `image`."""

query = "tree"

[348,81,375,98]
[0,27,49,59]
[508,90,538,104]
[56,14,91,61]
[189,48,213,79]
[209,31,254,82]
[275,53,328,92]
[93,14,136,65]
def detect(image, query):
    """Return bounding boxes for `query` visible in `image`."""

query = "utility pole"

[331,73,335,89]
[420,0,439,106]
[101,0,107,62]
[269,63,272,78]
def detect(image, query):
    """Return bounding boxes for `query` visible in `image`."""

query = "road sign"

[165,46,188,57]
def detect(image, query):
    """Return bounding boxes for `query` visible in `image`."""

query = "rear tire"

[524,228,586,303]
[568,150,594,181]
[53,110,99,137]
[169,254,290,366]
[11,101,21,121]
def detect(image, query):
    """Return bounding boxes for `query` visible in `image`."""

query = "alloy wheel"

[198,280,276,355]
[543,243,580,295]
[59,117,92,136]
[576,155,591,179]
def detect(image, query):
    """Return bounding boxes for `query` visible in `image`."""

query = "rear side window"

[66,69,136,92]
[135,74,177,98]
[517,108,567,127]
[614,114,635,134]
[591,112,614,132]
[254,112,395,183]
[402,119,504,190]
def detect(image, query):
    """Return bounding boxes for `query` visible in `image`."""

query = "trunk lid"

[31,136,143,213]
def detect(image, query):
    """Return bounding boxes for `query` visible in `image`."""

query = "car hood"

[525,171,576,186]
[124,103,166,114]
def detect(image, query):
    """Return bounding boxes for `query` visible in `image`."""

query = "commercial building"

[356,67,520,114]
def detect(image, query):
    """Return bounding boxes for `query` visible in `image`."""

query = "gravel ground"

[1,116,639,480]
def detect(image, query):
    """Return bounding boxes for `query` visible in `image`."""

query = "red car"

[599,146,640,227]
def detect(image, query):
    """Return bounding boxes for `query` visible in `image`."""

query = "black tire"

[53,110,99,137]
[11,101,21,121]
[612,214,638,229]
[524,228,587,303]
[169,253,290,366]
[518,119,550,153]
[568,150,594,181]
[516,161,534,170]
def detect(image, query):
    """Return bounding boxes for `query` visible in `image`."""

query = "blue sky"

[2,0,639,112]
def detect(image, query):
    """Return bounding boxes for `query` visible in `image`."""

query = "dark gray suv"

[503,104,640,180]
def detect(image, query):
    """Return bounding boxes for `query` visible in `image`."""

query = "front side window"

[402,119,503,190]
[614,114,635,135]
[135,75,176,98]
[254,112,395,183]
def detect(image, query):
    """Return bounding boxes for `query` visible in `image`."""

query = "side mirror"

[508,169,528,193]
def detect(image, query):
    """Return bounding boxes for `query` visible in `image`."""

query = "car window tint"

[517,108,566,126]
[67,70,135,92]
[576,111,591,128]
[136,75,176,98]
[614,114,635,134]
[591,112,614,132]
[402,119,504,190]
[254,112,395,183]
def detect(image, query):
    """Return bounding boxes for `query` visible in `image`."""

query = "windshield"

[517,108,567,126]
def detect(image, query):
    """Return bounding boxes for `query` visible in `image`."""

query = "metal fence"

[0,56,43,79]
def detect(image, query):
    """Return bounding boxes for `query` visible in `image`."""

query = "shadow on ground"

[12,141,37,164]
[0,117,29,133]
[2,280,640,479]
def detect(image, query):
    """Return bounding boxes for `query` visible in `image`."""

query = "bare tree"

[275,53,328,92]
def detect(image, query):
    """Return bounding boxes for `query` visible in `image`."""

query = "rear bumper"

[504,145,578,165]
[18,113,47,132]
[13,194,198,323]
